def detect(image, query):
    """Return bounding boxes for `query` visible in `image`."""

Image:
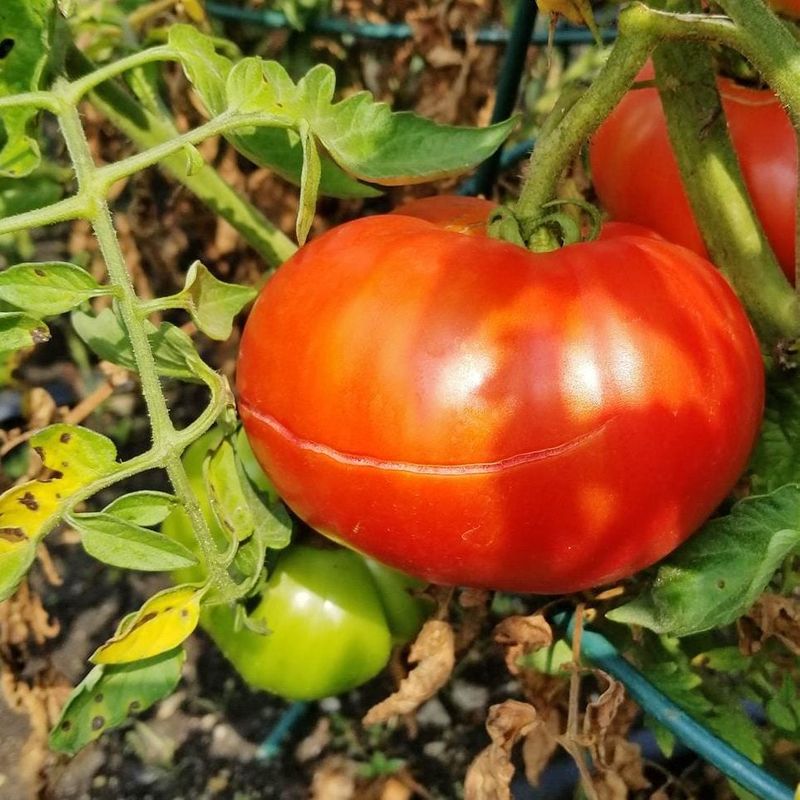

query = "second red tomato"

[590,66,798,283]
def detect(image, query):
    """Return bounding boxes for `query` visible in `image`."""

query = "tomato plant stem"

[653,42,800,342]
[64,46,298,268]
[55,85,236,596]
[514,13,655,244]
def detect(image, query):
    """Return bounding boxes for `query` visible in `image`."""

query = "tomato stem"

[653,42,800,343]
[513,12,656,248]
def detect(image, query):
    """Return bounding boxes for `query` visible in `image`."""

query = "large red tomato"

[590,65,798,283]
[237,196,764,594]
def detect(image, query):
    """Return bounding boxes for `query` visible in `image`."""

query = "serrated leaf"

[49,647,185,755]
[92,585,201,664]
[71,308,204,381]
[181,260,255,341]
[225,57,274,114]
[0,261,105,316]
[292,62,517,184]
[103,491,177,527]
[0,311,49,351]
[0,424,118,600]
[0,0,55,176]
[296,121,320,245]
[74,512,198,572]
[168,25,376,200]
[609,486,800,637]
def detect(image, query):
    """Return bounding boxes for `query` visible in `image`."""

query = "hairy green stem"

[514,12,656,239]
[0,194,91,237]
[96,110,289,192]
[66,45,178,103]
[0,91,60,113]
[65,46,297,268]
[653,42,800,341]
[55,85,234,595]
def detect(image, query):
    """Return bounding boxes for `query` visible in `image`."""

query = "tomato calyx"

[488,197,603,253]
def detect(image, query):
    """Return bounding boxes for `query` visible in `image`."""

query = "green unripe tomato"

[203,545,393,700]
[162,428,431,700]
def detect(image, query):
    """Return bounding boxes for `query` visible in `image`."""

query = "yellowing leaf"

[0,424,118,600]
[91,585,201,664]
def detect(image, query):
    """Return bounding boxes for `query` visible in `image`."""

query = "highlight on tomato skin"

[236,196,765,595]
[590,64,798,283]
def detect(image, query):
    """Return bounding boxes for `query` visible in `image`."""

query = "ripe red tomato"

[590,65,798,283]
[768,0,800,17]
[237,196,764,594]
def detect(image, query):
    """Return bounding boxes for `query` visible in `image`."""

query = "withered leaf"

[493,614,553,676]
[464,700,540,800]
[745,594,800,655]
[362,620,455,726]
[592,738,649,800]
[522,707,561,787]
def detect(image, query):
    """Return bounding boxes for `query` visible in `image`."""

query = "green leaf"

[608,486,800,636]
[0,311,49,352]
[71,308,204,381]
[103,491,177,527]
[0,261,105,316]
[766,674,800,733]
[0,0,55,176]
[0,167,62,216]
[296,121,320,245]
[290,62,517,184]
[0,424,118,600]
[74,512,198,572]
[49,647,185,755]
[91,584,201,664]
[750,373,800,493]
[169,25,376,200]
[691,646,749,673]
[181,260,255,341]
[205,439,255,543]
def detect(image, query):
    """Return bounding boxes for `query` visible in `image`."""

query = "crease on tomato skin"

[237,397,617,475]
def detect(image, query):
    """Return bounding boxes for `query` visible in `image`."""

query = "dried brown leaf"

[311,756,358,800]
[592,738,649,799]
[493,614,553,676]
[455,588,491,652]
[464,700,541,800]
[583,670,626,765]
[362,620,455,725]
[522,707,561,787]
[295,718,332,763]
[744,594,800,655]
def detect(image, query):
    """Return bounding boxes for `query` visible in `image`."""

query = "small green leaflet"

[103,491,177,527]
[71,307,204,381]
[0,261,108,316]
[49,647,185,755]
[608,485,800,636]
[169,25,376,200]
[297,120,320,245]
[0,168,61,216]
[72,511,198,572]
[181,260,256,341]
[169,26,516,197]
[0,311,49,352]
[0,0,55,176]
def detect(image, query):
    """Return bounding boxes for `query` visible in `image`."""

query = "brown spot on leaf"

[91,716,105,731]
[59,432,71,444]
[31,327,50,344]
[60,720,72,731]
[129,700,141,712]
[0,527,26,543]
[0,39,15,59]
[34,268,46,277]
[18,492,39,511]
[131,612,158,630]
[94,693,103,703]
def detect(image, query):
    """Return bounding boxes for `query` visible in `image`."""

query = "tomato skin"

[590,65,798,283]
[768,0,800,17]
[237,198,764,594]
[203,546,393,701]
[163,431,430,699]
